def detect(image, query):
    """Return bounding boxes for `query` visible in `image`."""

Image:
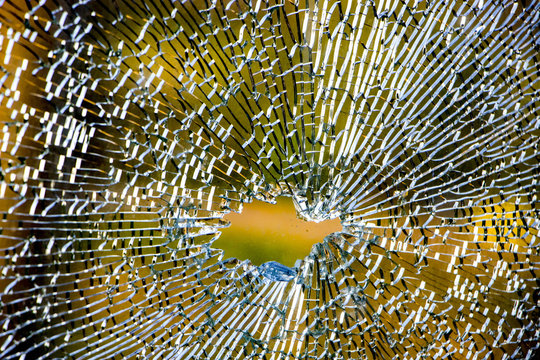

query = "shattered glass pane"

[0,0,539,359]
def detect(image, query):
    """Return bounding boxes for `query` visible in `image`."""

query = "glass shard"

[257,261,297,282]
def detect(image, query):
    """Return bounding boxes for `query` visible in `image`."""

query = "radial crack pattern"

[0,0,539,359]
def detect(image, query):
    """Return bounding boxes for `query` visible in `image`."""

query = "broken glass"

[0,0,538,359]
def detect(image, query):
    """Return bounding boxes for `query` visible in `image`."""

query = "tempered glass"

[0,0,538,359]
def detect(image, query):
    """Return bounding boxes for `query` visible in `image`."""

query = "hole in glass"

[215,197,342,267]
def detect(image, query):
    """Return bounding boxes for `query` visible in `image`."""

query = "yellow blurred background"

[215,197,342,267]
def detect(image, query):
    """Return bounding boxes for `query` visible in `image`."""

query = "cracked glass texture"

[0,0,539,359]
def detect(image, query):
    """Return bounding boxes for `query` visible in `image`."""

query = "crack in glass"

[0,0,539,359]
